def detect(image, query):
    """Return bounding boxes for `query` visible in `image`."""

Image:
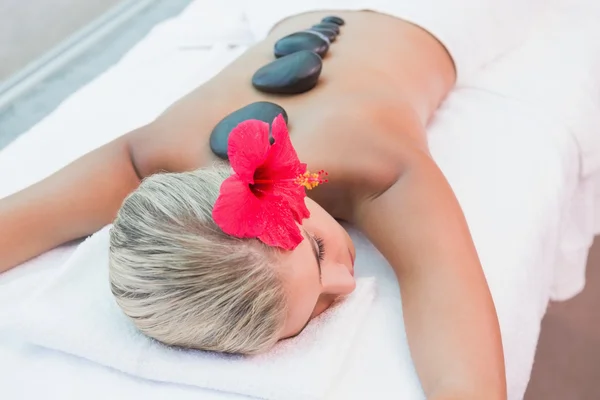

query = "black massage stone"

[312,22,340,35]
[252,50,323,95]
[209,102,289,159]
[322,16,345,26]
[307,27,336,42]
[274,31,329,58]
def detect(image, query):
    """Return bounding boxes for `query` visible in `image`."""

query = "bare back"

[129,11,455,218]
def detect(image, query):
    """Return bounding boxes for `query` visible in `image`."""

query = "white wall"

[0,0,123,81]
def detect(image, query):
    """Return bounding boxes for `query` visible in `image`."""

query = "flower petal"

[285,188,311,222]
[268,181,311,223]
[228,119,271,182]
[263,114,306,180]
[212,175,267,238]
[257,197,305,250]
[261,114,311,222]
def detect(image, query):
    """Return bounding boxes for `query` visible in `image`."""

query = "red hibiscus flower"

[212,114,327,250]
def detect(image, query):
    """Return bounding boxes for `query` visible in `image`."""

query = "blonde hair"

[109,166,288,354]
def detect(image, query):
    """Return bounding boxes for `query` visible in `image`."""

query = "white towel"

[1,226,376,400]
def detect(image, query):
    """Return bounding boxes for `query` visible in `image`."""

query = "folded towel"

[1,226,376,400]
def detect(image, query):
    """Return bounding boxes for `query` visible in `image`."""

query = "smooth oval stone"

[302,29,330,44]
[312,22,340,35]
[274,32,329,58]
[322,15,345,26]
[252,50,322,95]
[210,102,288,159]
[307,27,336,42]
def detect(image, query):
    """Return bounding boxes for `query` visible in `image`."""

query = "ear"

[321,262,356,295]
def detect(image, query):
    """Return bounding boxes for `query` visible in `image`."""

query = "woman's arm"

[0,134,141,273]
[0,110,214,274]
[355,147,507,399]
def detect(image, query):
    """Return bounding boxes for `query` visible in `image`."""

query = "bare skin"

[0,11,506,399]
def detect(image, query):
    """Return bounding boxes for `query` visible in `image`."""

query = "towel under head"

[2,226,376,400]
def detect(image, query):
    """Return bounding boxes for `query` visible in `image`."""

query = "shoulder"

[296,96,430,212]
[126,117,219,179]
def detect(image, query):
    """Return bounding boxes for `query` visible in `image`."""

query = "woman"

[0,5,530,398]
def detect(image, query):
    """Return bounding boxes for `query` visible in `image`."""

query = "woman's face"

[277,198,356,340]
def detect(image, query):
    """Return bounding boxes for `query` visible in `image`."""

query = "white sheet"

[1,1,599,399]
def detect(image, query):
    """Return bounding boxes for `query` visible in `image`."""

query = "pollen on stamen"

[295,170,328,190]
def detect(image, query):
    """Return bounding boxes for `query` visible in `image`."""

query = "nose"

[322,262,356,295]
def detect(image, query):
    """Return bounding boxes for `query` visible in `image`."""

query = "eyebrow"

[302,228,322,281]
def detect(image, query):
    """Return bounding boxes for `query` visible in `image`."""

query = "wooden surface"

[525,236,600,399]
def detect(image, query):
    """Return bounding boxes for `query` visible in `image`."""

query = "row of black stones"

[254,17,344,94]
[210,16,345,159]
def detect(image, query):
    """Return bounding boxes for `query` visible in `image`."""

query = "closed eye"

[314,235,326,262]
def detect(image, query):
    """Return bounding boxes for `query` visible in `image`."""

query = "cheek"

[311,293,337,318]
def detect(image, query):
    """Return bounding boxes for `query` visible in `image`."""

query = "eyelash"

[314,235,326,262]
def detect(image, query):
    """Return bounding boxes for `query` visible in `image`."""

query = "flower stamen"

[294,169,329,190]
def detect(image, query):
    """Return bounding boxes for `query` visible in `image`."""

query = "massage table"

[1,1,599,399]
